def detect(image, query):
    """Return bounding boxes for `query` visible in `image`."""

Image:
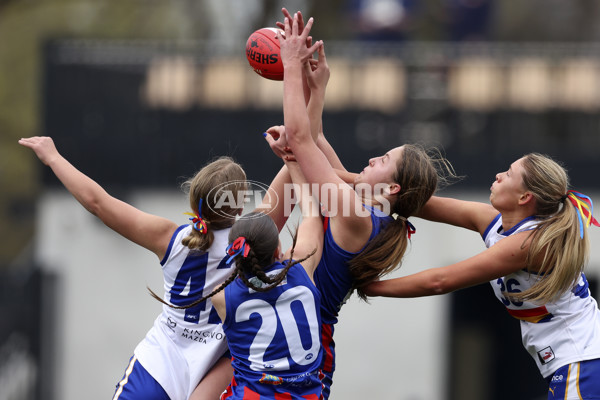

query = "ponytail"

[150,214,316,310]
[181,157,247,252]
[510,154,599,303]
[353,144,452,300]
[352,217,412,300]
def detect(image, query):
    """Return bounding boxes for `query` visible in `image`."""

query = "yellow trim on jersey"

[565,363,571,400]
[564,362,583,400]
[575,362,582,400]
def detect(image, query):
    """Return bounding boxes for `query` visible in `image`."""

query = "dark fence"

[42,39,600,193]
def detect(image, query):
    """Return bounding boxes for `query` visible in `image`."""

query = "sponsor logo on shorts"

[178,328,225,344]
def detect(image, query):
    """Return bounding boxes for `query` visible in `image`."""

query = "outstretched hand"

[18,136,61,166]
[277,12,322,68]
[277,8,316,64]
[304,43,330,93]
[263,125,296,162]
[276,8,304,34]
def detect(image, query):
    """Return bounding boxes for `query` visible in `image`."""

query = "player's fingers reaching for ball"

[278,8,292,30]
[283,9,305,33]
[282,17,292,41]
[299,16,313,39]
[276,19,311,50]
[287,13,308,39]
[280,17,320,65]
[278,8,307,36]
[291,14,299,36]
[296,11,305,33]
[317,43,328,66]
[308,39,322,58]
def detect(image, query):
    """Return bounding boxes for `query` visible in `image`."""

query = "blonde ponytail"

[511,154,598,303]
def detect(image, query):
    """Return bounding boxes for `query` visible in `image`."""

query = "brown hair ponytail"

[226,215,316,293]
[181,157,247,251]
[353,144,456,300]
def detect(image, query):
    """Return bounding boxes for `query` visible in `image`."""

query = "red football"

[245,28,284,81]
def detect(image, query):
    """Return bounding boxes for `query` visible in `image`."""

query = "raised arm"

[305,44,346,172]
[277,7,346,172]
[279,16,335,189]
[282,160,323,280]
[279,15,372,252]
[253,160,293,232]
[19,136,177,259]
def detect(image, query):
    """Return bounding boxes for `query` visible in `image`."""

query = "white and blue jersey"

[484,214,600,378]
[221,261,323,399]
[114,225,234,400]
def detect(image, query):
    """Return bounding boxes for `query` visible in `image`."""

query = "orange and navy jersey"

[319,323,335,400]
[314,205,392,326]
[484,214,600,378]
[221,261,323,399]
[313,205,392,400]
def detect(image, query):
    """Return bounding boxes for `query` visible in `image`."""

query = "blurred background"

[2,1,600,399]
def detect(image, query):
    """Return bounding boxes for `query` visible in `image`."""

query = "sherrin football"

[246,28,284,81]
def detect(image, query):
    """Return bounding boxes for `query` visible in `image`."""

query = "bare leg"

[189,357,233,400]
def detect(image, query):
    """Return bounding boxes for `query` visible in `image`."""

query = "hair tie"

[406,220,416,239]
[225,236,251,265]
[565,190,600,239]
[560,193,568,202]
[392,213,416,239]
[184,198,208,234]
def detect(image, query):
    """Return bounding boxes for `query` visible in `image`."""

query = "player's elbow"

[427,270,454,296]
[83,197,103,217]
[285,126,302,144]
[285,124,310,147]
[79,190,110,218]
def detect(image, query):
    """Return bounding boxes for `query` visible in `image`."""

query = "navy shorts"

[547,358,600,399]
[112,356,170,400]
